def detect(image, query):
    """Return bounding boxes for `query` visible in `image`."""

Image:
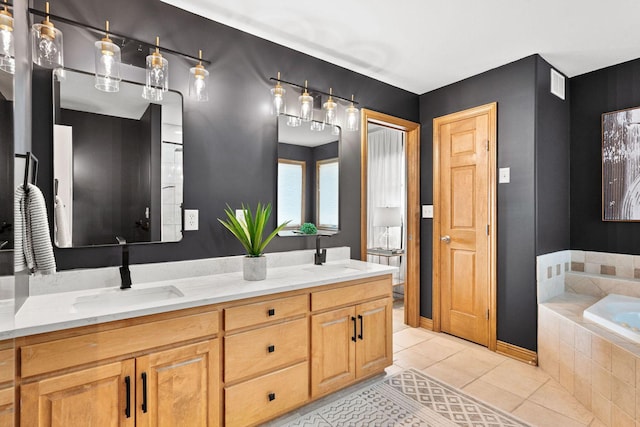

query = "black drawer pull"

[358,314,363,340]
[268,308,275,316]
[351,316,357,342]
[268,345,275,353]
[268,392,276,401]
[124,376,131,418]
[141,372,148,413]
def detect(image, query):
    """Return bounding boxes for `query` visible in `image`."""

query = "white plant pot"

[243,256,267,281]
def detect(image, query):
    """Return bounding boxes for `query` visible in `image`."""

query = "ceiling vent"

[550,68,565,100]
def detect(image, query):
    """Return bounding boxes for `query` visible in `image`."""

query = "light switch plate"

[499,167,510,184]
[184,209,199,231]
[422,205,433,218]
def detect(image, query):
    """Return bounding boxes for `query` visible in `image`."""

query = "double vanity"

[2,251,395,426]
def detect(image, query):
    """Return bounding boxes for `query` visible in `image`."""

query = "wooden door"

[434,103,497,347]
[355,298,392,378]
[136,339,220,427]
[20,360,135,427]
[310,306,356,397]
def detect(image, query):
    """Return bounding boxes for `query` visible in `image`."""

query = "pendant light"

[31,2,63,69]
[0,0,13,74]
[142,36,168,102]
[345,94,359,132]
[270,71,286,115]
[94,20,121,92]
[286,115,301,127]
[188,49,209,102]
[299,80,313,122]
[323,88,337,126]
[310,121,325,132]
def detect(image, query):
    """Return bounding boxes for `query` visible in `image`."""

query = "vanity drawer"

[21,310,219,378]
[0,349,13,383]
[225,362,308,427]
[311,277,391,312]
[224,294,308,331]
[224,317,308,383]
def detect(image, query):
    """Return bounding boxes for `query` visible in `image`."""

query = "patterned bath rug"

[280,368,531,427]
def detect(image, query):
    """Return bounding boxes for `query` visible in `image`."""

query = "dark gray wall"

[419,56,539,351]
[570,58,640,254]
[30,0,419,270]
[535,57,571,255]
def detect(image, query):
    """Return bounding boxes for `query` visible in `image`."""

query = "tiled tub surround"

[537,250,571,303]
[540,293,640,426]
[571,250,640,280]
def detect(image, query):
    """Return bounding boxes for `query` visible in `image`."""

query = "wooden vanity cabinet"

[0,341,15,426]
[310,277,392,398]
[223,294,309,427]
[18,308,221,427]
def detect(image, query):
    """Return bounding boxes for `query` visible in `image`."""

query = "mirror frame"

[51,67,184,248]
[276,114,341,237]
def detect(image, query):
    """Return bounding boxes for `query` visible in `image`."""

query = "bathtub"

[584,293,640,343]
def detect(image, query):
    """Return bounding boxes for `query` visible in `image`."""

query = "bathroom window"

[277,159,305,228]
[317,158,339,229]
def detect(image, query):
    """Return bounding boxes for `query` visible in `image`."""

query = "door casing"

[432,102,497,350]
[360,109,421,328]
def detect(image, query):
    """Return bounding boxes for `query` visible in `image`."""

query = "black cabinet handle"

[268,345,275,353]
[124,376,131,418]
[141,372,148,413]
[351,316,357,342]
[358,314,363,340]
[268,392,276,401]
[268,308,275,316]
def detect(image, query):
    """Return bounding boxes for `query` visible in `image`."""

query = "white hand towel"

[15,184,56,275]
[55,195,71,248]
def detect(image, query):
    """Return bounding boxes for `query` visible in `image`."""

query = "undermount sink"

[72,285,184,312]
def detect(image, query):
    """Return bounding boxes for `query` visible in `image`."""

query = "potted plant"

[218,202,289,281]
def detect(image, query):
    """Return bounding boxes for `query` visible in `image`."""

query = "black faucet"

[315,234,330,265]
[116,236,132,289]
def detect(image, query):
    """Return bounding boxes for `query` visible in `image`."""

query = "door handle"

[440,235,451,243]
[351,316,357,342]
[358,314,363,340]
[124,376,131,418]
[141,372,148,413]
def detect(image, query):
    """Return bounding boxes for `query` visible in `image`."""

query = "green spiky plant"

[218,203,290,257]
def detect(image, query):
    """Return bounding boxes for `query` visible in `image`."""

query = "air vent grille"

[550,68,565,100]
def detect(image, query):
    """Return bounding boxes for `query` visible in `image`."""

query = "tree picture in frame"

[602,106,640,221]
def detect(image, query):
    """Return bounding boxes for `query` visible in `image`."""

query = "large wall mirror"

[277,114,340,237]
[53,69,183,247]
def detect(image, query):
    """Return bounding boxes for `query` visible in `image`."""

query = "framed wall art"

[602,106,640,221]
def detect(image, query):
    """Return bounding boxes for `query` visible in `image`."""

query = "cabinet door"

[21,360,135,427]
[136,339,220,427]
[356,297,393,378]
[0,387,14,427]
[310,306,356,398]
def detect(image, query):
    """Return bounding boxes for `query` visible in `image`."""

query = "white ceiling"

[162,0,640,94]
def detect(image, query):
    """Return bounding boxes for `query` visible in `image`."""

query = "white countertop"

[6,259,396,339]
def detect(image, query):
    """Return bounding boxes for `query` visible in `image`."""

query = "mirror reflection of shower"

[161,142,183,241]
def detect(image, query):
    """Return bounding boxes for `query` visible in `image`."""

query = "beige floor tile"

[422,362,478,388]
[393,348,433,370]
[479,359,550,398]
[384,364,404,376]
[392,327,435,348]
[589,418,607,427]
[528,379,594,425]
[462,379,524,412]
[435,349,502,378]
[512,401,588,427]
[408,337,465,364]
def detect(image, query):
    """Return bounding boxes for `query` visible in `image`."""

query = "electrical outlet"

[499,167,511,184]
[184,209,199,231]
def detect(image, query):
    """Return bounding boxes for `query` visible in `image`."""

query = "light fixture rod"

[269,76,359,105]
[28,7,211,65]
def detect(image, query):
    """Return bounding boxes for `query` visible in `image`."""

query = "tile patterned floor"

[271,304,600,426]
[391,306,600,427]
